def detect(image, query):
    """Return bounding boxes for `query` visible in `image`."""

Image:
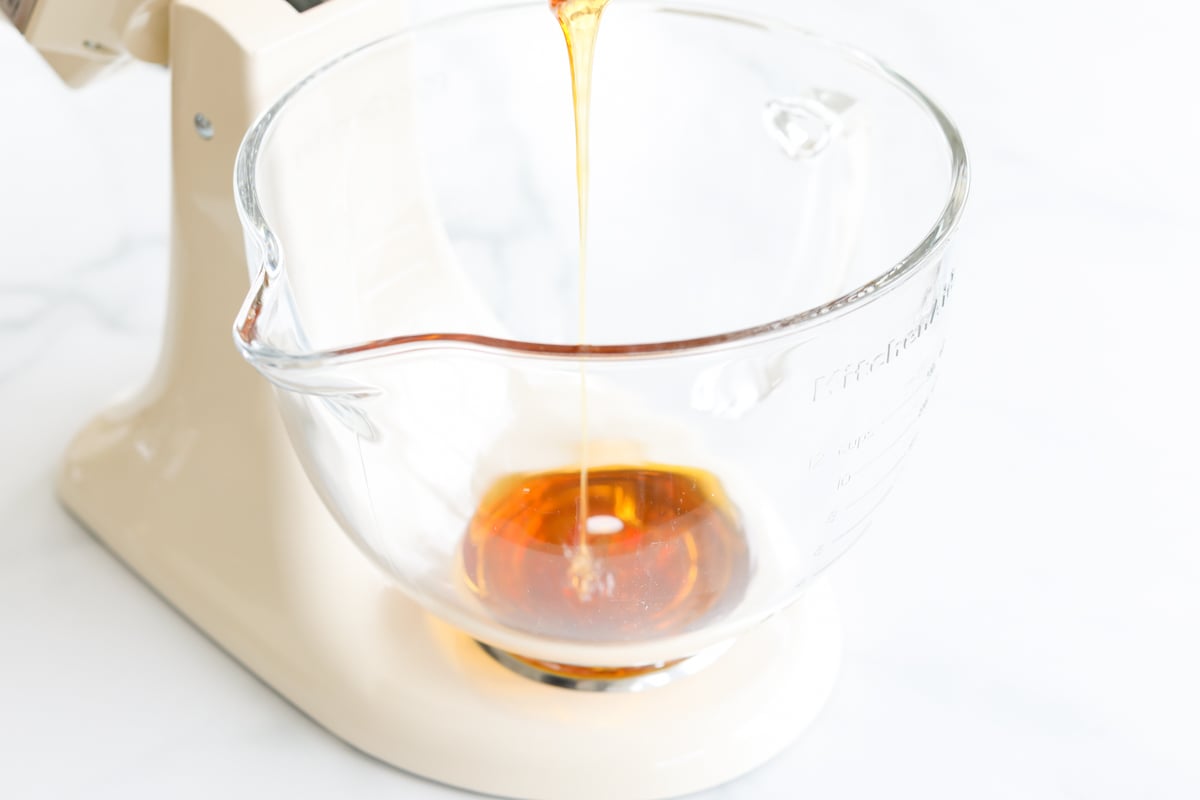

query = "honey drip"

[459,1,751,650]
[554,0,608,602]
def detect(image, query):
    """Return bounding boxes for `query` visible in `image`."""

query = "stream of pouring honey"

[554,0,608,603]
[460,1,750,655]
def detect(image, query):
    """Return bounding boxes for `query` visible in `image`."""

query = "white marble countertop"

[2,1,1198,797]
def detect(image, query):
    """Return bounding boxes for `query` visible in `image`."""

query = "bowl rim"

[233,0,970,367]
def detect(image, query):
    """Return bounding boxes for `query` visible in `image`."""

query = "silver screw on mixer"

[193,113,214,141]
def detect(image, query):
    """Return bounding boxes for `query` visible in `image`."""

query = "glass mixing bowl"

[233,0,968,673]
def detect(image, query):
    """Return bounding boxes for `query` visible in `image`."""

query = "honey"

[554,0,608,602]
[459,0,751,655]
[461,466,750,641]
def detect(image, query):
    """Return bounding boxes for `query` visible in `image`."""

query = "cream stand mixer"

[6,1,968,797]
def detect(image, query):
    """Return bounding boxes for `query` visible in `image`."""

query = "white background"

[2,0,1198,797]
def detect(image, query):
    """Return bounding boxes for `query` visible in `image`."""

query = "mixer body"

[20,2,845,798]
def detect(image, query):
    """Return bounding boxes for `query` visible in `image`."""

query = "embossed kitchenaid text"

[812,273,954,401]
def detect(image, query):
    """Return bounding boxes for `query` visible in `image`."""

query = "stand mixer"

[7,1,967,798]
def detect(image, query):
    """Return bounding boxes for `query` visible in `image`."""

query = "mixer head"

[3,0,332,86]
[3,0,166,85]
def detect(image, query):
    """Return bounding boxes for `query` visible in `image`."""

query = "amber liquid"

[459,1,751,652]
[462,466,750,642]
